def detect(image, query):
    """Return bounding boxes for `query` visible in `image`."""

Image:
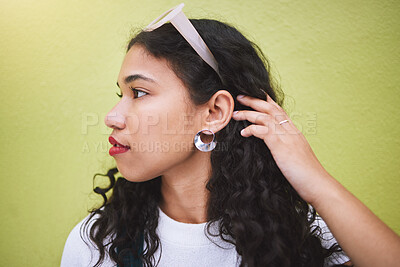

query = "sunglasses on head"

[143,3,222,81]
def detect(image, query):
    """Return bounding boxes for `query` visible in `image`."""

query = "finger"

[241,123,287,143]
[237,95,277,114]
[233,102,293,129]
[274,113,291,127]
[266,93,286,111]
[277,117,303,136]
[237,94,297,133]
[266,93,274,103]
[272,113,299,134]
[241,120,287,138]
[240,124,270,138]
[233,106,295,135]
[232,110,271,126]
[263,94,294,130]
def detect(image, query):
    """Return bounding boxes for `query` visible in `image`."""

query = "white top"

[60,206,350,266]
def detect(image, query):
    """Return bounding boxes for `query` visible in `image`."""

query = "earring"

[194,129,217,152]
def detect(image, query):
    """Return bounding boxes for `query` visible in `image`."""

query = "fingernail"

[237,95,245,99]
[233,111,239,115]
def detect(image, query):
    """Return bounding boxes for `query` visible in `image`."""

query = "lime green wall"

[0,0,398,266]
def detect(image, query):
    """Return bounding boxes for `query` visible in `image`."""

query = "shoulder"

[60,209,115,267]
[310,214,351,266]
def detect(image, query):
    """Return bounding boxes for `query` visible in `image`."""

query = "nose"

[104,110,126,130]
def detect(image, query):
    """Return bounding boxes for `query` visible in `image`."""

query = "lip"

[108,136,130,156]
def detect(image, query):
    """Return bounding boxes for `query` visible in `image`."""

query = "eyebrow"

[116,74,157,88]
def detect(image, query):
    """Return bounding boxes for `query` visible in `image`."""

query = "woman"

[61,4,400,267]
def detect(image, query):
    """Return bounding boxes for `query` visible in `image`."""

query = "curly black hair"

[81,19,349,267]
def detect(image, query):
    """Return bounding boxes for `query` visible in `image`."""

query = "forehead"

[118,44,176,84]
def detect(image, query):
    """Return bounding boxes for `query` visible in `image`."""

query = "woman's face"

[104,44,204,182]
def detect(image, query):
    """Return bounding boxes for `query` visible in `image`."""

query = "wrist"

[308,171,344,210]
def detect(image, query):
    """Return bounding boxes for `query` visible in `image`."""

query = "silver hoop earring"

[194,129,217,152]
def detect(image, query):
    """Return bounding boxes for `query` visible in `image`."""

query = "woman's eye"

[131,87,148,99]
[115,88,148,99]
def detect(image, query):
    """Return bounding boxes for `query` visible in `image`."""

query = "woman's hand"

[232,93,330,204]
[232,93,400,266]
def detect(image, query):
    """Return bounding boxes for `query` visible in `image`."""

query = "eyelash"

[116,87,148,99]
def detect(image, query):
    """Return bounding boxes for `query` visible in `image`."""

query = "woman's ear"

[202,90,235,133]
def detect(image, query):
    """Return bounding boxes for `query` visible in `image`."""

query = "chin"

[116,166,157,183]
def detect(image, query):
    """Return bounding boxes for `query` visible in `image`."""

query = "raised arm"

[232,93,400,266]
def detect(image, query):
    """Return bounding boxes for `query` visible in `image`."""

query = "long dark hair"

[82,19,346,267]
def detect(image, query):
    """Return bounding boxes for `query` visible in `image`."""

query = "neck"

[159,150,211,224]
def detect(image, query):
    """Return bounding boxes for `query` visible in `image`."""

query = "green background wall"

[0,0,398,265]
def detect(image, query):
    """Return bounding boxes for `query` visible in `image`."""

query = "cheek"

[129,105,196,153]
[159,108,196,153]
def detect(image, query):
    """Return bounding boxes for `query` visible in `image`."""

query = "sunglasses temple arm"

[171,12,222,78]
